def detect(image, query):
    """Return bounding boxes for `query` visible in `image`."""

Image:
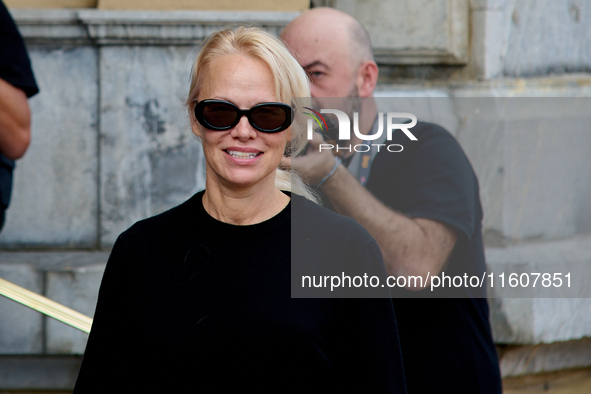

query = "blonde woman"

[74,27,405,392]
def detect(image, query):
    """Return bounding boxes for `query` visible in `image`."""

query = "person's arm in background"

[319,160,457,288]
[0,0,39,160]
[0,77,31,160]
[288,133,457,290]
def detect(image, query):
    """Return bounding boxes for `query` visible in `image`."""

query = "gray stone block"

[0,46,99,248]
[470,0,591,78]
[333,0,469,64]
[503,0,591,76]
[0,265,43,354]
[487,234,591,344]
[500,338,591,377]
[490,297,534,344]
[0,251,110,270]
[490,298,591,344]
[367,92,591,243]
[0,355,81,391]
[533,298,591,343]
[450,94,591,242]
[453,97,506,242]
[491,297,591,346]
[45,264,105,355]
[99,45,206,247]
[501,112,591,240]
[470,9,506,79]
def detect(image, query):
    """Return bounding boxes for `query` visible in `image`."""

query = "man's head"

[281,7,378,99]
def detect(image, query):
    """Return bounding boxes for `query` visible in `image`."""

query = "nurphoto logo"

[303,107,418,153]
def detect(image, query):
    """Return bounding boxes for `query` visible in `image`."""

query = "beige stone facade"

[5,0,96,7]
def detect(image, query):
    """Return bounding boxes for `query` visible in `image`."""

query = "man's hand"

[314,152,458,290]
[0,78,31,160]
[283,131,458,290]
[288,132,338,186]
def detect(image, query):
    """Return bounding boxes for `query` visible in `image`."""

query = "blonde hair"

[186,26,317,203]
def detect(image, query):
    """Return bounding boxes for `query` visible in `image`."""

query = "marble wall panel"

[45,265,104,354]
[503,0,591,76]
[490,297,591,345]
[332,0,469,64]
[99,45,206,247]
[533,298,591,343]
[355,92,591,244]
[500,99,591,241]
[0,46,98,248]
[446,96,591,243]
[487,234,591,344]
[453,97,506,244]
[0,265,43,354]
[471,0,591,78]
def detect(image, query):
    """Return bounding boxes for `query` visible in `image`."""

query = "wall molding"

[13,4,469,65]
[12,9,299,45]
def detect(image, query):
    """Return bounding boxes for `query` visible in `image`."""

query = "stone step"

[0,251,107,391]
[0,251,110,269]
[500,338,591,378]
[0,355,81,392]
[485,234,591,345]
[0,251,108,356]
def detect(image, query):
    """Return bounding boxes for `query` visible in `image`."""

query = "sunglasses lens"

[251,106,289,131]
[202,102,238,129]
[196,100,292,132]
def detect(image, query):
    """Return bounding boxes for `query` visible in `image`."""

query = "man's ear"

[356,60,378,97]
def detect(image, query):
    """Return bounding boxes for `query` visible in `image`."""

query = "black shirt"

[75,191,406,393]
[334,121,503,393]
[0,0,38,98]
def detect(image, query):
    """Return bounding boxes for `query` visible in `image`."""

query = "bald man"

[283,7,502,393]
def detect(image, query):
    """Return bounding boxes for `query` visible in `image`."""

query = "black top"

[341,121,502,393]
[75,191,406,393]
[0,1,39,98]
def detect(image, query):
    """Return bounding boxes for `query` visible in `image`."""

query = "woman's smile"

[224,146,263,161]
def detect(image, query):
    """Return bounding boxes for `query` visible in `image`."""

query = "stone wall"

[470,0,591,78]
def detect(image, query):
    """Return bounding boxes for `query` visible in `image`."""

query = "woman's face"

[192,54,291,191]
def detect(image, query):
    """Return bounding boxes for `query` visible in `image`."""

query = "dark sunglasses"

[194,100,294,133]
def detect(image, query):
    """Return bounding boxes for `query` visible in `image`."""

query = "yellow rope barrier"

[0,277,92,333]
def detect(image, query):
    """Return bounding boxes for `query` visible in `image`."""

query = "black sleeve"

[74,231,145,393]
[370,123,481,245]
[0,1,39,97]
[341,241,407,393]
